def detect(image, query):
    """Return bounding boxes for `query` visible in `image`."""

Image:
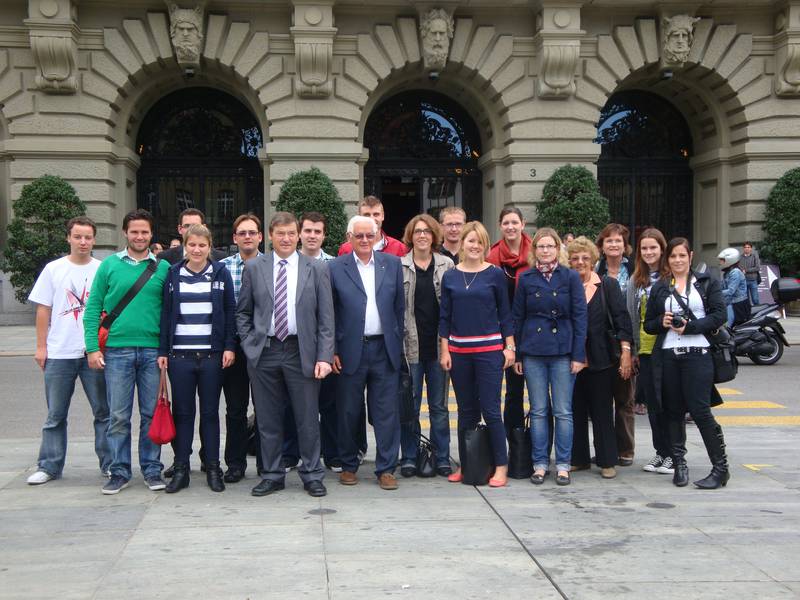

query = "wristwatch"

[505,344,516,351]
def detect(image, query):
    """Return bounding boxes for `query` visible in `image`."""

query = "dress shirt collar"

[273,250,299,268]
[354,251,375,268]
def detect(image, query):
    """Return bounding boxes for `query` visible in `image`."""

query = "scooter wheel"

[748,332,784,365]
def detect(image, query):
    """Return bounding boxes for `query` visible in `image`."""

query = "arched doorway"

[364,90,482,239]
[596,90,694,242]
[136,87,264,248]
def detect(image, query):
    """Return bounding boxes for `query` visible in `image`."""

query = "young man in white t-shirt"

[26,216,111,484]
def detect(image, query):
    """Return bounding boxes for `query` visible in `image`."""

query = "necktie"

[274,259,288,341]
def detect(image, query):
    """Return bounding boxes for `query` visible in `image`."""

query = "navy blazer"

[512,265,587,363]
[329,252,405,375]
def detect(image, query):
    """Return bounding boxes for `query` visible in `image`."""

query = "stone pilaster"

[291,1,336,98]
[25,0,79,94]
[775,1,800,97]
[533,2,585,99]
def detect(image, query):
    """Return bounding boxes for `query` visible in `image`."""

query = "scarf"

[487,232,532,271]
[536,259,559,282]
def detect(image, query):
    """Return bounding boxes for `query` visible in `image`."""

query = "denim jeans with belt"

[37,357,111,477]
[104,347,162,480]
[400,358,450,468]
[523,355,576,473]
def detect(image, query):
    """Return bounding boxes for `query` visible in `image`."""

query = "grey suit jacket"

[236,251,335,377]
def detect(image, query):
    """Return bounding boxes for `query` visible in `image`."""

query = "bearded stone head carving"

[663,15,700,64]
[168,3,204,66]
[420,8,454,71]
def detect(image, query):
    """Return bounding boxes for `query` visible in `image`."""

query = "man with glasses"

[219,214,264,483]
[329,216,405,490]
[157,208,227,265]
[438,206,466,265]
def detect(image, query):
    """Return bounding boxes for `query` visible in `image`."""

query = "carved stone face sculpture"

[168,4,204,65]
[663,15,700,64]
[420,9,454,71]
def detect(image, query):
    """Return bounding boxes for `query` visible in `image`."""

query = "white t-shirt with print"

[28,256,101,359]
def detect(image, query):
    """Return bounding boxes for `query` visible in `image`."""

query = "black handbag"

[415,434,437,478]
[459,425,494,486]
[398,356,415,426]
[599,277,621,363]
[507,414,532,479]
[670,287,738,384]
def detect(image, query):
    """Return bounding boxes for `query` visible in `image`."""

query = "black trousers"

[572,367,617,468]
[223,349,261,473]
[637,355,670,458]
[502,366,526,432]
[661,349,720,461]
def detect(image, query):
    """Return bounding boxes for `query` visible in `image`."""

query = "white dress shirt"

[355,252,383,336]
[662,278,710,349]
[268,251,299,337]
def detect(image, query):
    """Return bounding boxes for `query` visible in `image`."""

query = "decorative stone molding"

[419,7,454,73]
[775,3,800,97]
[291,2,336,98]
[661,14,701,68]
[25,0,79,94]
[534,4,584,99]
[166,2,205,69]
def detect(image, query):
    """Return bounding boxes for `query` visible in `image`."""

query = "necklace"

[462,269,479,289]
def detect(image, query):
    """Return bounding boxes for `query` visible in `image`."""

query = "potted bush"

[762,167,800,314]
[535,164,610,240]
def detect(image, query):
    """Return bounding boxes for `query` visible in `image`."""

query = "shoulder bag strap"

[599,276,615,330]
[100,259,158,329]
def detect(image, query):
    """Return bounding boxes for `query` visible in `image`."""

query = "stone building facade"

[1,0,799,320]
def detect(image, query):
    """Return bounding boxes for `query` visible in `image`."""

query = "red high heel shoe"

[447,471,463,483]
[488,477,507,488]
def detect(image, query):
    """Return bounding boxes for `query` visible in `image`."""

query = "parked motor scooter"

[733,277,800,365]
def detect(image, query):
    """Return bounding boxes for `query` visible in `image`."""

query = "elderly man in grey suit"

[236,212,335,498]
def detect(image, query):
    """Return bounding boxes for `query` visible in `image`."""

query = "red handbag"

[148,368,176,445]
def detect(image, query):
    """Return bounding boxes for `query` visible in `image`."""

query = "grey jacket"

[236,251,335,377]
[401,252,454,363]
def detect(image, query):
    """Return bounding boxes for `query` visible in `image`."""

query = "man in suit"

[329,215,404,490]
[157,208,228,265]
[236,211,334,498]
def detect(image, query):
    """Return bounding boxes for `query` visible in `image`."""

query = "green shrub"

[536,164,610,239]
[274,167,347,255]
[762,167,800,274]
[2,175,86,303]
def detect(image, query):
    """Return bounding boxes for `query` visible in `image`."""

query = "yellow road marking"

[742,464,773,472]
[716,387,743,395]
[715,416,800,426]
[715,401,785,409]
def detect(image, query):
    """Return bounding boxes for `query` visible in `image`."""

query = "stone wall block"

[334,75,368,107]
[249,55,283,91]
[697,179,718,244]
[479,35,512,83]
[635,19,659,64]
[701,25,737,71]
[103,28,142,76]
[81,71,120,104]
[0,49,8,76]
[220,22,250,66]
[614,26,644,70]
[356,34,390,80]
[463,26,495,71]
[582,58,616,93]
[397,17,420,64]
[744,119,800,138]
[507,119,595,141]
[2,91,34,120]
[575,78,608,109]
[343,57,378,91]
[597,35,628,81]
[727,57,763,92]
[736,77,773,109]
[122,20,157,66]
[37,93,110,120]
[507,99,598,124]
[270,161,357,181]
[0,70,23,105]
[374,25,405,70]
[89,51,129,89]
[257,77,293,107]
[268,118,356,140]
[449,18,473,64]
[10,114,109,137]
[716,34,752,80]
[10,158,112,181]
[686,19,713,64]
[203,14,227,60]
[268,96,360,122]
[488,58,525,94]
[500,78,534,108]
[235,31,270,79]
[146,12,173,59]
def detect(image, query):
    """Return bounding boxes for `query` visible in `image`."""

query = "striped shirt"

[173,263,214,350]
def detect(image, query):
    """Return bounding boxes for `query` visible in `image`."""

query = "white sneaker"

[643,455,663,473]
[656,456,675,474]
[27,470,54,485]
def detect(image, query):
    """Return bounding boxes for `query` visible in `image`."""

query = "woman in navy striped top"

[157,224,236,494]
[439,222,515,487]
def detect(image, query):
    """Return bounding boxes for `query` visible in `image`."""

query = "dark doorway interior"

[380,176,419,240]
[596,90,694,243]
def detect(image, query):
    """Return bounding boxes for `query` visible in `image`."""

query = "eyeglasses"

[536,244,557,250]
[413,228,433,236]
[443,222,464,229]
[569,255,591,263]
[235,230,259,237]
[352,233,376,240]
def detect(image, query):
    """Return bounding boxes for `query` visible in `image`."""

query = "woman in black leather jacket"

[644,238,729,489]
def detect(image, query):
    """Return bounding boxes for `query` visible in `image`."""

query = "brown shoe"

[601,467,617,479]
[339,471,358,486]
[378,472,398,490]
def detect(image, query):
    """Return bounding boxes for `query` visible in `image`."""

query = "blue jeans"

[104,347,162,480]
[37,357,111,477]
[523,355,576,473]
[401,359,450,467]
[746,279,759,306]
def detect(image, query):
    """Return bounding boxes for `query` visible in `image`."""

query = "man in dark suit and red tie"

[329,215,405,490]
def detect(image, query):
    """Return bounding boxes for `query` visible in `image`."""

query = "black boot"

[667,417,689,487]
[165,462,189,493]
[206,461,225,493]
[694,423,730,489]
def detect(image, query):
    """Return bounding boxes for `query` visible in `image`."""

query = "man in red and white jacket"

[337,196,408,257]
